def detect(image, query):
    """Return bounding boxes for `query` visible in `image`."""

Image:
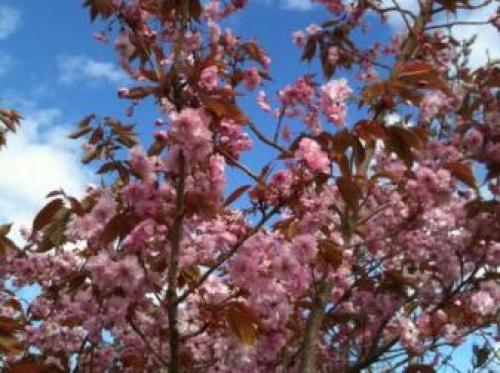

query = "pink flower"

[470,291,495,316]
[312,0,344,14]
[486,242,500,266]
[306,24,322,36]
[203,0,220,20]
[319,79,352,125]
[209,154,226,199]
[219,119,252,158]
[420,91,450,122]
[94,32,108,43]
[296,138,330,173]
[115,31,135,61]
[292,234,318,261]
[486,142,500,163]
[399,318,422,353]
[122,182,151,205]
[327,46,340,65]
[257,91,272,113]
[167,108,213,169]
[199,65,219,90]
[463,127,483,152]
[91,194,117,224]
[130,147,156,181]
[242,67,261,90]
[118,87,129,98]
[115,255,144,292]
[278,78,314,106]
[415,166,451,194]
[292,30,306,47]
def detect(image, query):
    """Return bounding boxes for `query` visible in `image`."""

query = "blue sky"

[0,0,333,238]
[0,1,498,369]
[1,0,498,238]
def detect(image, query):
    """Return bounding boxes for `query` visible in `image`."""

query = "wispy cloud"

[57,55,127,86]
[449,4,499,68]
[0,104,92,242]
[0,5,21,40]
[382,1,498,68]
[280,0,314,11]
[259,0,314,11]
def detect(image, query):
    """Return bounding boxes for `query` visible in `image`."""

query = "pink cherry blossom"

[319,78,352,125]
[199,65,219,90]
[296,138,330,173]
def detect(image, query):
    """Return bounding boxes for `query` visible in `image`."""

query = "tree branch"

[166,153,186,373]
[176,200,287,306]
[299,280,331,373]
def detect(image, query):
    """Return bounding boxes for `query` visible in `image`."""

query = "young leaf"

[100,213,133,245]
[224,185,251,207]
[32,199,64,232]
[446,161,476,189]
[225,303,260,346]
[336,177,362,211]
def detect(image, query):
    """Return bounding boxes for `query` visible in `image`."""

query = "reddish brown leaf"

[120,87,155,100]
[147,139,167,156]
[201,95,247,123]
[100,213,132,245]
[437,0,462,13]
[97,162,118,175]
[337,177,362,211]
[0,335,23,355]
[68,125,92,139]
[83,0,114,21]
[404,364,435,373]
[224,185,251,207]
[446,161,476,189]
[243,41,269,68]
[302,37,318,62]
[225,303,260,346]
[6,362,49,373]
[0,316,22,334]
[319,239,343,269]
[45,190,64,198]
[0,236,16,257]
[385,126,422,168]
[188,0,202,20]
[393,61,449,93]
[0,109,22,132]
[77,114,96,128]
[68,197,85,216]
[0,223,12,236]
[88,127,104,145]
[32,199,64,232]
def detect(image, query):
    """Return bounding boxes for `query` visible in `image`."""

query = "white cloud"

[258,0,314,11]
[57,55,127,85]
[0,6,21,40]
[280,0,313,11]
[0,105,92,242]
[382,1,498,68]
[449,4,499,68]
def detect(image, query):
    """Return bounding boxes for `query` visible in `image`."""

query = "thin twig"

[176,200,287,305]
[248,121,287,154]
[128,317,170,368]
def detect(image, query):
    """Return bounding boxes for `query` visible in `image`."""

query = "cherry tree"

[1,0,500,372]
